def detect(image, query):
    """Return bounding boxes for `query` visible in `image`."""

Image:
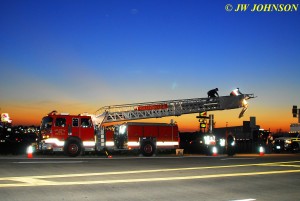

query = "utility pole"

[208,114,214,134]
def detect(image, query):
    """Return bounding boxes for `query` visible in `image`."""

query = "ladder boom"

[94,94,254,125]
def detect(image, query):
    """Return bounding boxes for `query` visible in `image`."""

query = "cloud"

[131,9,138,15]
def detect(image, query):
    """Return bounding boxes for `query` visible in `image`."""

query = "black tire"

[141,141,156,157]
[65,139,82,157]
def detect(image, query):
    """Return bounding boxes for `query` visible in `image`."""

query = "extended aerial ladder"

[94,93,254,125]
[93,92,255,151]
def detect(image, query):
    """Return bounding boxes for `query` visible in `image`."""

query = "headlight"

[219,139,226,147]
[285,139,292,144]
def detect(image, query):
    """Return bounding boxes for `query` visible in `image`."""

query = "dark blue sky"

[0,0,299,131]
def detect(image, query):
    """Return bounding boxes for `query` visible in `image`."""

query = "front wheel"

[65,140,82,157]
[141,141,156,157]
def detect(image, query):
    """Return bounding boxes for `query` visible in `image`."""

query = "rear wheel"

[141,141,156,157]
[65,140,82,157]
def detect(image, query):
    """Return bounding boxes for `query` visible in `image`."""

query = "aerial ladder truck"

[93,91,255,156]
[38,90,254,156]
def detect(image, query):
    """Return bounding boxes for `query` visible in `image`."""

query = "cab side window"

[81,118,91,128]
[55,118,66,127]
[72,118,79,127]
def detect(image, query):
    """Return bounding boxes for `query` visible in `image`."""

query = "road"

[0,154,300,201]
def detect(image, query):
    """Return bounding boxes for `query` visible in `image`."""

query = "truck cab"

[38,111,95,156]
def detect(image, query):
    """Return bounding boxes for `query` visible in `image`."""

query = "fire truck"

[38,91,255,156]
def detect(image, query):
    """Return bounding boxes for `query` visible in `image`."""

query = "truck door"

[79,117,94,141]
[71,118,80,137]
[53,117,68,139]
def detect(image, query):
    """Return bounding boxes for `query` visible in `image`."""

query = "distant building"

[290,123,300,133]
[213,117,261,140]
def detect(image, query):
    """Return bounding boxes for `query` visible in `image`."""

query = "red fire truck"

[38,92,255,157]
[39,111,178,156]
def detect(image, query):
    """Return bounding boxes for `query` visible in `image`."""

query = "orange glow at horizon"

[2,102,294,133]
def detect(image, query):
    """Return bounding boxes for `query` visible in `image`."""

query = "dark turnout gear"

[207,88,219,98]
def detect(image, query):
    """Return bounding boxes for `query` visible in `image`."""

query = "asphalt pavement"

[0,153,300,201]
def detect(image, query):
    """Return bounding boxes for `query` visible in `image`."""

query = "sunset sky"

[0,0,299,132]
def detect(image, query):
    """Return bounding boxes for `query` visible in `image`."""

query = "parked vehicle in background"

[273,123,300,153]
[273,133,300,153]
[179,132,218,155]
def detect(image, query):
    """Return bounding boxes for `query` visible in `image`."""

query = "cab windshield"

[41,116,53,130]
